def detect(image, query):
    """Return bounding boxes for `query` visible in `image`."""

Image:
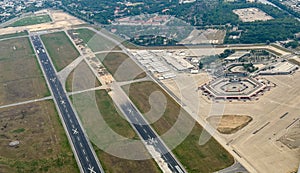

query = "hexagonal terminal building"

[200,74,271,101]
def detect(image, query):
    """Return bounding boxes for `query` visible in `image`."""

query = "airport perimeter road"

[30,35,104,173]
[110,84,186,173]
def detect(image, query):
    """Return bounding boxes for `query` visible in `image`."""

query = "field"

[97,52,146,82]
[73,28,96,44]
[7,15,52,27]
[41,31,80,71]
[0,31,28,40]
[70,27,152,50]
[73,28,121,52]
[65,61,101,92]
[123,81,234,173]
[94,147,161,173]
[70,90,161,173]
[0,37,49,106]
[0,101,78,173]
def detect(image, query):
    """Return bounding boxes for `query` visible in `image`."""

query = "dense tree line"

[267,0,300,18]
[57,0,300,44]
[219,49,235,59]
[284,40,299,48]
[226,18,300,44]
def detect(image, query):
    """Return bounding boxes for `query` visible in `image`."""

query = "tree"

[198,61,203,69]
[285,41,299,49]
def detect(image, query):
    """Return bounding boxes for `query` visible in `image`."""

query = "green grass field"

[41,32,80,71]
[0,31,28,40]
[123,81,234,173]
[97,52,146,81]
[94,90,138,139]
[73,28,96,44]
[77,27,141,49]
[8,15,52,27]
[65,61,101,92]
[70,90,161,173]
[0,37,49,106]
[72,28,121,52]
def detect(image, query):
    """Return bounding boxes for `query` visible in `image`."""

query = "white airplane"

[72,128,79,134]
[88,165,96,173]
[60,100,65,104]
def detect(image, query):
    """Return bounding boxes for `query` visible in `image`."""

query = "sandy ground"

[0,10,85,35]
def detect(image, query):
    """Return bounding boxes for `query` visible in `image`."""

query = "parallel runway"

[30,35,103,173]
[120,102,185,173]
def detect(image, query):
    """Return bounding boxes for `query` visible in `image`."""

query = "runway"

[120,102,185,173]
[30,35,104,173]
[110,82,185,173]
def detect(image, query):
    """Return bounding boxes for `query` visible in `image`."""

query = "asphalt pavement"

[110,83,185,173]
[30,35,104,173]
[120,102,185,173]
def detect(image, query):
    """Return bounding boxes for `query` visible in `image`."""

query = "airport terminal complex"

[0,9,299,173]
[132,48,298,101]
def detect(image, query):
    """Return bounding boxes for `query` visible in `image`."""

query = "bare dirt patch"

[233,8,273,22]
[207,115,252,134]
